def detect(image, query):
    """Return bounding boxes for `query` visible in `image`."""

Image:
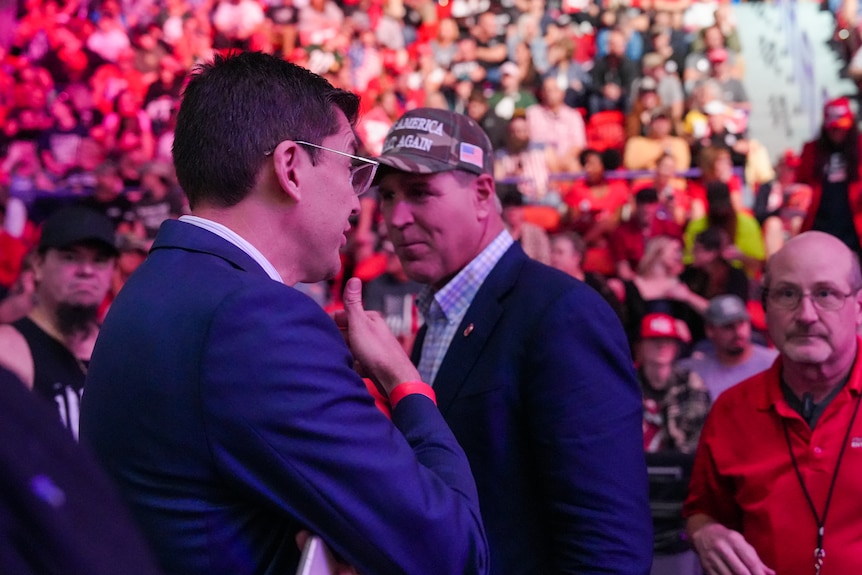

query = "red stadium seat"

[522,205,561,232]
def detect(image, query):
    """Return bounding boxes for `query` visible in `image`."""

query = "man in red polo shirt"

[684,231,862,575]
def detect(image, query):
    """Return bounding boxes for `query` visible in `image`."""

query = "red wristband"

[389,381,436,410]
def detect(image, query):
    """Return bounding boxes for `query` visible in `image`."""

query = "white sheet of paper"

[297,535,338,575]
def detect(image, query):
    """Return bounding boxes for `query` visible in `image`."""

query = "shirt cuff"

[389,381,436,410]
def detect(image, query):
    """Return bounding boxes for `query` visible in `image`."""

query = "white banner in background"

[736,1,856,161]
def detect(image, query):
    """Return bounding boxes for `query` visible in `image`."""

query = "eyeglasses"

[268,140,378,197]
[763,285,860,311]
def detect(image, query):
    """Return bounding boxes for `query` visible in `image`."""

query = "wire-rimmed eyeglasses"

[763,285,860,311]
[266,140,378,197]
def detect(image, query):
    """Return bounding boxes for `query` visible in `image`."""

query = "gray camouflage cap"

[375,108,493,178]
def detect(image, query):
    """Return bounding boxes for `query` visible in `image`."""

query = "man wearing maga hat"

[798,96,862,258]
[0,205,118,438]
[374,107,653,574]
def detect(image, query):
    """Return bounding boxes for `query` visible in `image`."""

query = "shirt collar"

[416,230,514,323]
[758,337,862,412]
[179,215,284,283]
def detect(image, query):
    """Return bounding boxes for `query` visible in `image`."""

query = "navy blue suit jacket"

[81,220,488,575]
[412,244,653,574]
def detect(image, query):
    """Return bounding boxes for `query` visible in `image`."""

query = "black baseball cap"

[39,206,118,255]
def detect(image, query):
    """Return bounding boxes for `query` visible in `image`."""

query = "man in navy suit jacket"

[80,52,488,575]
[375,108,653,573]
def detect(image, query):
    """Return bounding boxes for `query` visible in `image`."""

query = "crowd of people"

[4,0,862,574]
[0,0,836,330]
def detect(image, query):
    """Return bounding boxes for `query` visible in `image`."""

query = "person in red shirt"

[684,231,862,575]
[563,148,629,275]
[798,96,862,260]
[610,187,683,281]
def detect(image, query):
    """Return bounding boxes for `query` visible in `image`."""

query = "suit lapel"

[430,245,527,414]
[411,326,426,366]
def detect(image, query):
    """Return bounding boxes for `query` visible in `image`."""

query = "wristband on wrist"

[389,381,436,409]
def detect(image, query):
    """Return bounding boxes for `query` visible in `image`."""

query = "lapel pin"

[463,323,474,337]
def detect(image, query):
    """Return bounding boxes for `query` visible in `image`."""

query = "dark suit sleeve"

[0,367,163,575]
[524,284,653,573]
[201,283,488,575]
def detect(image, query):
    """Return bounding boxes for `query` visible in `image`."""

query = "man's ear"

[704,323,716,341]
[854,288,862,329]
[31,253,45,284]
[474,173,498,219]
[272,140,302,203]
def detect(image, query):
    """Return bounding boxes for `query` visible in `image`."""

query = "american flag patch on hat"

[459,143,484,169]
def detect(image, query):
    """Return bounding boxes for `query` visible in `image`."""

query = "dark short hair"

[635,187,659,205]
[579,147,603,167]
[694,226,726,252]
[172,51,360,209]
[603,149,623,171]
[497,183,523,207]
[468,87,487,104]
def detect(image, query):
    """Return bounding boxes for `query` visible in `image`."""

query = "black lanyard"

[781,389,862,575]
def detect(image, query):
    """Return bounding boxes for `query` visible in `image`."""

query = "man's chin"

[67,296,103,308]
[294,257,341,286]
[57,303,100,336]
[312,267,340,285]
[782,342,831,365]
[396,242,430,262]
[402,271,432,285]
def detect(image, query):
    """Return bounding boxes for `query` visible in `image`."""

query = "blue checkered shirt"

[416,230,514,385]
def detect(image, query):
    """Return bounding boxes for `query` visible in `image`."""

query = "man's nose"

[75,258,101,275]
[795,293,820,323]
[350,191,361,217]
[388,198,414,228]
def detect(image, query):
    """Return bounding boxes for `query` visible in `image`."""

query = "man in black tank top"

[0,206,117,439]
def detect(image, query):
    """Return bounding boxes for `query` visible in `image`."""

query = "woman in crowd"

[92,89,155,161]
[683,181,765,278]
[430,17,459,70]
[562,148,629,275]
[753,150,811,257]
[621,235,708,350]
[680,226,749,302]
[545,36,592,111]
[631,151,691,227]
[687,145,744,220]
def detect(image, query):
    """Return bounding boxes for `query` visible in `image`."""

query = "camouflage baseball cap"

[375,108,493,178]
